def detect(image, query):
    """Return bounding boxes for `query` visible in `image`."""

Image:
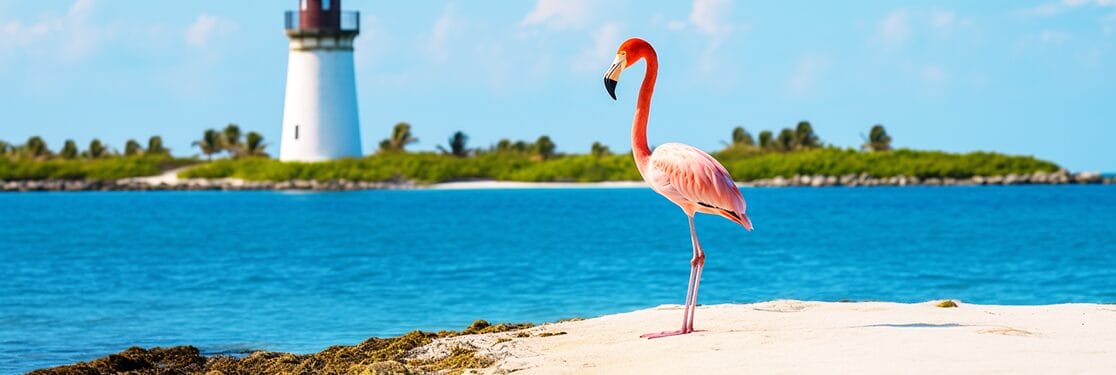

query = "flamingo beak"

[604,54,626,100]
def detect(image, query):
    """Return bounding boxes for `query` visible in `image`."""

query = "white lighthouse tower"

[280,0,362,161]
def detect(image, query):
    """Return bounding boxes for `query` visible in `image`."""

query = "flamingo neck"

[632,50,658,174]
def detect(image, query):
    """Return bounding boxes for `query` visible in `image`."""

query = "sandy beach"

[421,300,1116,374]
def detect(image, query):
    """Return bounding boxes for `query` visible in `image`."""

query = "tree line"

[725,121,892,152]
[2,120,892,163]
[376,122,567,161]
[372,120,894,162]
[0,135,170,160]
[193,124,267,160]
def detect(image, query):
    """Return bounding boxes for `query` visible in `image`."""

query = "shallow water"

[2,186,1115,372]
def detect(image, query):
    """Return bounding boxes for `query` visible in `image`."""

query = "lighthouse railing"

[284,11,360,33]
[340,11,359,32]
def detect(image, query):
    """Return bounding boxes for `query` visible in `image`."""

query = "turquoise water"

[2,186,1115,372]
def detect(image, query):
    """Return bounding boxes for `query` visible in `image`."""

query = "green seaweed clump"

[937,300,959,308]
[32,320,534,375]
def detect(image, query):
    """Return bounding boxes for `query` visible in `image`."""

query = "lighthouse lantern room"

[280,0,362,161]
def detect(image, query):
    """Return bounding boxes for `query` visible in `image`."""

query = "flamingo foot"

[639,329,703,339]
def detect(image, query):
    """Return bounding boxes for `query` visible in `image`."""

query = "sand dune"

[419,300,1116,374]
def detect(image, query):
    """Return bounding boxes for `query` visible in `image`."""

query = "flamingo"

[604,38,753,339]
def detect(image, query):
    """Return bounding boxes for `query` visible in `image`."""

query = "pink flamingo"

[604,38,753,339]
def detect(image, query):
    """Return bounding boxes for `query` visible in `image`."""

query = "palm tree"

[437,131,470,157]
[590,141,612,157]
[535,135,556,160]
[379,122,418,152]
[147,136,169,155]
[245,131,268,157]
[223,123,243,157]
[193,129,222,160]
[794,121,820,149]
[0,140,11,156]
[758,130,774,150]
[776,128,796,152]
[863,124,892,152]
[495,139,513,152]
[60,140,79,159]
[24,136,50,159]
[124,139,144,156]
[86,139,107,159]
[731,126,755,147]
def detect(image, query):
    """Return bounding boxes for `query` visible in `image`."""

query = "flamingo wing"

[646,143,752,229]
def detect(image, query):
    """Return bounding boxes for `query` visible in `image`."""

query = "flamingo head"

[603,51,626,100]
[603,38,652,100]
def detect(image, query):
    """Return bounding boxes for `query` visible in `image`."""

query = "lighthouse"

[280,0,362,161]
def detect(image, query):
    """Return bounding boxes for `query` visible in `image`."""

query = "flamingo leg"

[642,214,704,339]
[685,215,705,333]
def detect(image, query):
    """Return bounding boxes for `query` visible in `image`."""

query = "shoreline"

[1,171,1113,192]
[30,300,1116,374]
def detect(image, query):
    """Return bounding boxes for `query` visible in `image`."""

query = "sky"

[0,0,1113,171]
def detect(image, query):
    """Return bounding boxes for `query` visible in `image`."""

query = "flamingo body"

[646,143,753,230]
[604,38,752,339]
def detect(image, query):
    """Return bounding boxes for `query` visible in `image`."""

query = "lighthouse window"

[295,125,300,140]
[300,0,307,11]
[322,0,331,11]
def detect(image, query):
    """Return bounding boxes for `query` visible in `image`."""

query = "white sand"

[418,300,1116,374]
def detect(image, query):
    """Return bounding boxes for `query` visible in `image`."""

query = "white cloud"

[571,23,621,73]
[786,55,830,97]
[920,65,948,94]
[689,0,732,40]
[0,0,100,61]
[684,0,735,79]
[425,5,459,62]
[184,14,235,49]
[1039,29,1071,44]
[521,0,589,29]
[930,10,955,28]
[878,10,911,46]
[1021,0,1116,17]
[185,15,217,48]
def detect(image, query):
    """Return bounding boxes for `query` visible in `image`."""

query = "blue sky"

[1,0,1113,171]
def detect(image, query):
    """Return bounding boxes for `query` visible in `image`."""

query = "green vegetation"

[181,152,642,183]
[715,147,1058,180]
[4,122,1063,183]
[0,155,191,180]
[181,122,1058,183]
[179,146,1057,183]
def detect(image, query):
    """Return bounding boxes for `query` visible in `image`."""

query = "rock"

[1073,171,1102,184]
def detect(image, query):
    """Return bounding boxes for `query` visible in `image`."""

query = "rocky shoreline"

[0,171,1111,192]
[0,178,419,192]
[740,170,1111,187]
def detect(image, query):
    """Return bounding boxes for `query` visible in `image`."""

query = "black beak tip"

[604,78,618,100]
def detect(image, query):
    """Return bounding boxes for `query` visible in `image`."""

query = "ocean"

[2,185,1115,372]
